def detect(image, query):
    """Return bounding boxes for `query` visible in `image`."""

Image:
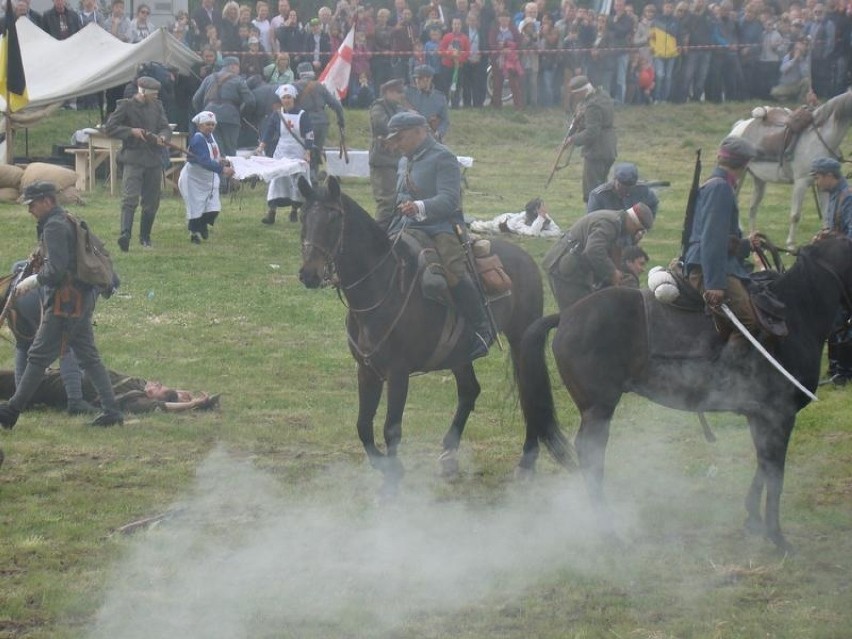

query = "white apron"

[178,134,222,220]
[266,110,311,205]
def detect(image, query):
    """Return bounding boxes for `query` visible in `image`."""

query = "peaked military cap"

[21,181,58,204]
[385,112,428,139]
[811,156,842,176]
[717,136,757,167]
[568,75,592,92]
[613,162,639,186]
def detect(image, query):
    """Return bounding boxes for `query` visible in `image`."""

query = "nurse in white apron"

[178,111,235,243]
[256,83,314,225]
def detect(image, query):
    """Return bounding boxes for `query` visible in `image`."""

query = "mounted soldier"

[385,112,492,359]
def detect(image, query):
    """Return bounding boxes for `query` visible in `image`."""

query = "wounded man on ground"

[0,368,220,415]
[469,198,563,237]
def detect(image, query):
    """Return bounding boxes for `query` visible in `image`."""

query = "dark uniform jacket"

[368,98,405,168]
[572,88,616,162]
[105,97,171,168]
[390,135,462,236]
[543,209,626,285]
[587,180,659,217]
[36,207,78,299]
[683,167,751,290]
[192,70,256,126]
[293,79,346,129]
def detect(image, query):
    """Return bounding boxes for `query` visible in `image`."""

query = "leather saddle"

[746,106,814,162]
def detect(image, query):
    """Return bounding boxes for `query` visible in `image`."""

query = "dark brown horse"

[517,238,852,551]
[297,176,543,492]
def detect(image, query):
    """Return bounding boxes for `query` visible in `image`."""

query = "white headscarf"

[276,83,298,100]
[191,111,217,125]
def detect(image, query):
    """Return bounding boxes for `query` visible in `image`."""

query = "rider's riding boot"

[261,207,277,225]
[452,275,493,360]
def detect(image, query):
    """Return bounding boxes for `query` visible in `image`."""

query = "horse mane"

[311,180,391,254]
[812,89,852,127]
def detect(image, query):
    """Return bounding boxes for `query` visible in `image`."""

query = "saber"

[454,224,503,352]
[719,303,818,402]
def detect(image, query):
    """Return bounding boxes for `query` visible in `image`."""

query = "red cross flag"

[319,27,354,101]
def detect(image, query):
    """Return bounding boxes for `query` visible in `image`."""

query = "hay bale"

[0,164,24,190]
[57,186,85,206]
[20,162,78,191]
[0,187,20,202]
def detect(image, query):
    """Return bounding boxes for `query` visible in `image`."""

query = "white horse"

[727,90,852,248]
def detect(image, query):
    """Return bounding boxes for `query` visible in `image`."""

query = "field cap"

[385,112,428,139]
[22,181,58,204]
[717,136,757,168]
[136,76,160,93]
[568,75,593,93]
[380,78,404,94]
[811,156,842,177]
[413,64,435,77]
[613,162,639,186]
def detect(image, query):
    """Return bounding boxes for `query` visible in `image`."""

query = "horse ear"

[328,175,341,200]
[297,175,314,200]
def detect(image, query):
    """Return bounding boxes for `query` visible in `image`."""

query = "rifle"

[454,223,503,351]
[679,148,702,263]
[544,114,578,190]
[0,256,40,335]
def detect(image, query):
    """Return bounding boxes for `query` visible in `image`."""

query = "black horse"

[517,237,852,551]
[297,176,544,489]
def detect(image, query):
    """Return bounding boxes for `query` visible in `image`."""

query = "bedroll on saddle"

[66,214,117,294]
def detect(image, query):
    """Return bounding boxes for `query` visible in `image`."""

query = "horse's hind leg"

[787,178,811,248]
[439,364,481,478]
[576,405,615,506]
[748,176,766,233]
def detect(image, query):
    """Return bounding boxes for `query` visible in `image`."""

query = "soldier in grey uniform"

[542,203,654,312]
[0,182,124,430]
[565,75,617,202]
[192,56,256,158]
[294,61,346,178]
[105,75,171,251]
[587,162,659,218]
[404,64,450,142]
[385,112,492,360]
[369,78,407,221]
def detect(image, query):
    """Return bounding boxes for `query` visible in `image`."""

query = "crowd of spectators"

[4,0,852,111]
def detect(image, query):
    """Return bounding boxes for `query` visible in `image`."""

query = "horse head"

[297,175,392,290]
[298,175,345,289]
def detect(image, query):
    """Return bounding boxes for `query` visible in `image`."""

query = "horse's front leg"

[438,364,482,478]
[380,368,410,491]
[356,363,385,467]
[747,413,795,553]
[787,177,810,248]
[743,465,766,535]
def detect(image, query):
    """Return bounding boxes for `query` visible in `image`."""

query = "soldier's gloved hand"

[16,274,39,295]
[703,289,725,307]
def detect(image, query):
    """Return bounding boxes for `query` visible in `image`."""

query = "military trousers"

[547,252,595,312]
[370,166,398,220]
[582,158,614,203]
[120,164,162,241]
[213,122,239,158]
[687,269,757,335]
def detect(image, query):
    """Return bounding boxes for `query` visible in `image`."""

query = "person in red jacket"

[437,17,471,106]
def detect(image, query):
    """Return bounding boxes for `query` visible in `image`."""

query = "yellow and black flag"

[0,0,28,112]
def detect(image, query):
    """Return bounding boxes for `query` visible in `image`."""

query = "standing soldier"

[405,64,450,142]
[385,112,492,360]
[811,156,852,384]
[564,75,617,202]
[542,203,654,311]
[105,76,171,251]
[0,182,124,430]
[192,56,256,159]
[369,78,407,221]
[294,61,346,179]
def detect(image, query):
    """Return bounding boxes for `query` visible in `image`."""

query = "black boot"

[261,207,276,225]
[451,276,493,360]
[0,402,20,429]
[91,410,124,427]
[289,204,300,223]
[117,232,130,253]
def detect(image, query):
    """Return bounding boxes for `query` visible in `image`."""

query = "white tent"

[0,20,201,113]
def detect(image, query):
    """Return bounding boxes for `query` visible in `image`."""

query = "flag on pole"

[0,0,29,112]
[318,27,354,101]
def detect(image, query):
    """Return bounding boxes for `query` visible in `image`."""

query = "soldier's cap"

[613,162,639,186]
[21,181,58,204]
[811,156,842,177]
[626,202,654,231]
[380,78,404,94]
[276,83,298,99]
[717,136,757,168]
[385,112,428,139]
[568,75,593,93]
[413,64,435,77]
[136,76,161,92]
[297,61,316,78]
[222,56,240,67]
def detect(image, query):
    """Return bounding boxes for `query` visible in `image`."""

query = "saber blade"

[719,303,818,402]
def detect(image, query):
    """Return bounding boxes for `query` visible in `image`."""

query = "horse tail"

[518,313,576,471]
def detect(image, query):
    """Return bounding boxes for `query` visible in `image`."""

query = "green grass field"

[0,104,850,639]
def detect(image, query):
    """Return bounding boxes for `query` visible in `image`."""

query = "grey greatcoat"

[571,88,617,200]
[404,86,450,140]
[6,206,121,418]
[294,79,346,170]
[105,96,171,244]
[192,70,256,156]
[368,97,405,219]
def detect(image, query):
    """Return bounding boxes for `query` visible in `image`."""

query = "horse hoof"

[376,478,400,504]
[438,449,459,478]
[768,531,795,555]
[743,515,765,536]
[514,465,536,482]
